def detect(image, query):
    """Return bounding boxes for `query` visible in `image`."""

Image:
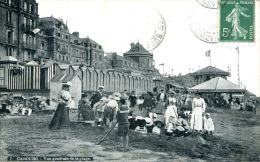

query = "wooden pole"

[96,121,118,145]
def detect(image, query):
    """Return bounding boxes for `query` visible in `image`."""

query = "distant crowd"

[48,82,216,147]
[0,82,257,147]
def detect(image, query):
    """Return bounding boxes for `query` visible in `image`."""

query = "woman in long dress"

[49,82,72,129]
[190,92,206,132]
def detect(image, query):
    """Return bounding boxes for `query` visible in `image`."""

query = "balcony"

[21,24,34,35]
[5,22,14,28]
[5,40,17,47]
[22,42,36,50]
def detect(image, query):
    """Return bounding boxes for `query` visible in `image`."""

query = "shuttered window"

[0,68,5,86]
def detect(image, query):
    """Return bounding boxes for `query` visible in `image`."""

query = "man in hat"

[156,88,167,114]
[90,86,105,108]
[93,96,107,119]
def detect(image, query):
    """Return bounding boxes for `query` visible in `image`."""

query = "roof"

[124,42,152,56]
[83,37,103,50]
[26,61,38,66]
[72,66,80,71]
[50,73,79,82]
[41,60,55,68]
[191,66,229,76]
[59,64,70,70]
[0,56,18,63]
[39,16,69,32]
[189,77,245,93]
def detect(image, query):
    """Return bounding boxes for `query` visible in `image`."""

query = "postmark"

[219,0,255,42]
[189,10,219,43]
[196,0,218,9]
[144,11,166,51]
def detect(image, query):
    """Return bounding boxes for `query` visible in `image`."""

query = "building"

[0,1,178,97]
[191,66,230,85]
[0,0,39,61]
[36,16,104,68]
[104,42,158,75]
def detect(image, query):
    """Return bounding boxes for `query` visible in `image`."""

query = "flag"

[159,63,164,66]
[205,50,211,57]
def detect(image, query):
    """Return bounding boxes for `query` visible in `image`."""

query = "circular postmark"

[130,9,166,51]
[189,10,219,43]
[144,11,166,51]
[196,0,218,9]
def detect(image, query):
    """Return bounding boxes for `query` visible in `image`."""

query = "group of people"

[48,82,215,148]
[154,89,215,137]
[0,99,33,116]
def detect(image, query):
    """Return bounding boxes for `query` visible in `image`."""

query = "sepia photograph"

[0,0,259,161]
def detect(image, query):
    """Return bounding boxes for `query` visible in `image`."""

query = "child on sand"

[116,96,130,147]
[203,113,215,135]
[152,120,164,135]
[165,116,177,137]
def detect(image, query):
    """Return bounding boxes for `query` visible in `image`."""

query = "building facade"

[36,17,104,68]
[0,0,178,97]
[0,0,39,61]
[191,66,230,85]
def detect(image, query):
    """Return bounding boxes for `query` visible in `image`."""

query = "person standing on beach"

[90,86,105,108]
[190,92,206,132]
[116,95,130,147]
[49,82,72,129]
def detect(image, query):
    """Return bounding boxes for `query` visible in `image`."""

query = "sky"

[37,0,260,96]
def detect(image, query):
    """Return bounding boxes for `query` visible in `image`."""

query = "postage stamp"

[219,0,255,42]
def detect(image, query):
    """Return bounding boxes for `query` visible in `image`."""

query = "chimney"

[130,43,135,48]
[72,32,79,38]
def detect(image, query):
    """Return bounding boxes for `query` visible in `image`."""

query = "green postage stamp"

[219,0,255,42]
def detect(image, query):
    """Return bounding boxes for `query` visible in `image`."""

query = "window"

[0,68,5,86]
[23,17,27,27]
[30,5,34,14]
[6,11,12,23]
[8,0,12,6]
[31,20,34,29]
[28,4,31,13]
[99,45,102,50]
[93,44,97,48]
[86,51,89,60]
[23,34,26,43]
[76,60,78,63]
[99,55,102,61]
[66,56,68,61]
[56,32,61,37]
[66,45,69,52]
[63,56,64,61]
[58,55,61,60]
[65,35,69,39]
[6,47,13,56]
[56,43,60,50]
[7,30,13,44]
[23,2,27,11]
[28,35,31,46]
[41,41,44,49]
[76,50,78,55]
